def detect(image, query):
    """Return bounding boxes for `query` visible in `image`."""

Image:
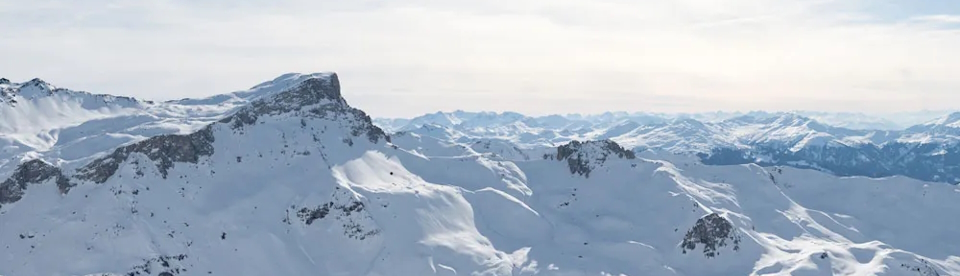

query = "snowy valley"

[1,73,959,276]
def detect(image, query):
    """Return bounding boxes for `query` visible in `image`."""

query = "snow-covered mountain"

[383,110,960,184]
[2,73,960,275]
[0,78,148,163]
[0,73,337,170]
[380,110,948,134]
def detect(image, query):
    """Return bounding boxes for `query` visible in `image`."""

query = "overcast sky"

[1,0,959,117]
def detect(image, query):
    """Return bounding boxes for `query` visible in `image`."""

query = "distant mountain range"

[378,110,960,184]
[375,109,956,133]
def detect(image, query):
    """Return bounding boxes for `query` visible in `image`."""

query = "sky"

[1,0,959,118]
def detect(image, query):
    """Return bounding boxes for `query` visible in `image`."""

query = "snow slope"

[2,73,959,276]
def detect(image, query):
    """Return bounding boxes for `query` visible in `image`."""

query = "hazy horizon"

[2,74,957,129]
[3,0,960,117]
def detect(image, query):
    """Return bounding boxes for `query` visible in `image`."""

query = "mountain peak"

[670,117,708,127]
[23,78,51,89]
[222,73,341,122]
[1,77,56,99]
[183,72,339,106]
[219,72,388,143]
[235,73,341,111]
[77,72,384,184]
[250,72,335,90]
[937,112,960,126]
[913,111,960,130]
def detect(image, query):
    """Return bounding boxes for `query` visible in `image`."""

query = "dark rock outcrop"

[0,159,73,205]
[681,213,741,258]
[295,194,379,240]
[297,201,365,225]
[549,140,635,177]
[76,125,216,183]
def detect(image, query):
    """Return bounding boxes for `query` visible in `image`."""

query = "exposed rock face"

[76,125,216,183]
[294,191,380,241]
[549,140,635,177]
[0,159,73,205]
[297,201,364,225]
[681,213,741,258]
[219,73,389,144]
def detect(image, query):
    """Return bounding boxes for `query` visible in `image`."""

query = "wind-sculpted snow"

[2,73,960,275]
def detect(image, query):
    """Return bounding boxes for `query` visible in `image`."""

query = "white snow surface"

[1,74,959,276]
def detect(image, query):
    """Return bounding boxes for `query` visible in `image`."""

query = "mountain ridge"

[376,110,958,133]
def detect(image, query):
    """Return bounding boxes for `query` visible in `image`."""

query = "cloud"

[910,14,960,24]
[1,0,959,117]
